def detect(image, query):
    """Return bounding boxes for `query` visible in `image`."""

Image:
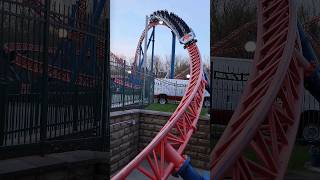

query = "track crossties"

[210,1,306,179]
[112,10,206,180]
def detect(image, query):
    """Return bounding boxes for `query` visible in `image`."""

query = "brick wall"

[110,110,140,174]
[110,109,210,175]
[139,110,211,170]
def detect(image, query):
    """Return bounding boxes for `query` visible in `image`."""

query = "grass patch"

[145,103,178,113]
[145,103,208,117]
[211,128,311,172]
[288,144,310,171]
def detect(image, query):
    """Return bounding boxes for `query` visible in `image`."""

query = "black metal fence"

[0,0,110,159]
[211,59,320,145]
[110,55,154,110]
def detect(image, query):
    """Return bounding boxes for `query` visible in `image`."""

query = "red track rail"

[210,0,307,179]
[112,11,206,179]
[113,42,206,180]
[3,43,97,87]
[2,41,126,86]
[133,22,160,68]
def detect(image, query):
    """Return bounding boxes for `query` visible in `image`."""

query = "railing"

[0,0,110,159]
[109,57,155,111]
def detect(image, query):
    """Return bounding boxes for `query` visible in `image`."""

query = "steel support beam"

[170,31,176,79]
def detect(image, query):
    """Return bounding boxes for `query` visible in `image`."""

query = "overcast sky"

[110,0,210,64]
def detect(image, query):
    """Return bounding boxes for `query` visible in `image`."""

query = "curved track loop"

[2,41,125,87]
[133,11,192,68]
[210,0,305,179]
[112,11,206,180]
[133,21,160,68]
[113,43,206,180]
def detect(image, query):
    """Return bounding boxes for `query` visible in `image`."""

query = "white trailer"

[212,56,320,140]
[154,78,210,106]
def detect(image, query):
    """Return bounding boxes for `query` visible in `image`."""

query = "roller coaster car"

[180,32,196,45]
[149,15,158,22]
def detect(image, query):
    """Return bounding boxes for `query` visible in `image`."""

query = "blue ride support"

[298,22,320,103]
[135,27,156,87]
[170,31,176,79]
[147,28,155,50]
[71,0,106,83]
[138,28,155,72]
[150,27,155,73]
[174,157,209,180]
[203,71,211,94]
[139,46,144,69]
[165,142,208,180]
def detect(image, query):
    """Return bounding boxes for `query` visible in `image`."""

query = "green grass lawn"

[145,103,208,117]
[288,144,310,170]
[211,125,313,172]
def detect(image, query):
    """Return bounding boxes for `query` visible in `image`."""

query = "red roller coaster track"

[3,43,98,87]
[112,11,206,179]
[2,42,128,87]
[133,21,161,68]
[210,0,312,179]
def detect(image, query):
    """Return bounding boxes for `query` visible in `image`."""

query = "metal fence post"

[0,81,7,146]
[0,0,7,147]
[132,82,135,104]
[72,86,79,131]
[101,17,110,152]
[122,62,126,109]
[210,58,214,148]
[141,68,144,105]
[147,70,151,105]
[149,71,154,104]
[40,0,50,155]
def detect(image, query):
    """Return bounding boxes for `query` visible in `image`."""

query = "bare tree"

[212,0,320,58]
[211,0,256,58]
[153,55,168,78]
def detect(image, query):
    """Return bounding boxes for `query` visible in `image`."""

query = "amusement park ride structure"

[211,0,320,179]
[112,10,208,180]
[3,0,320,179]
[2,0,208,178]
[3,0,195,89]
[132,13,185,80]
[2,0,110,87]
